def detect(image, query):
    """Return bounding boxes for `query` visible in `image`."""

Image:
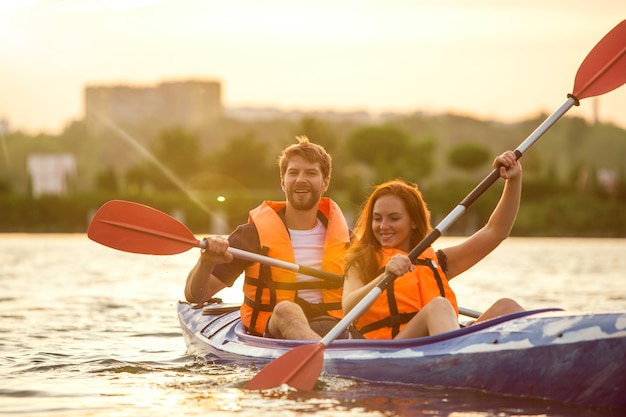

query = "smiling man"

[185,136,351,340]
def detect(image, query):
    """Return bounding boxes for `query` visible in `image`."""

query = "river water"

[1,234,625,417]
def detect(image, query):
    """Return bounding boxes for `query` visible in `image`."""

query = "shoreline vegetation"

[1,112,625,236]
[1,188,624,237]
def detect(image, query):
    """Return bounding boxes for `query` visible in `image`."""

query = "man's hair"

[277,136,332,179]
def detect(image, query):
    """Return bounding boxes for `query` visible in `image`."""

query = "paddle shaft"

[224,246,344,284]
[459,306,481,319]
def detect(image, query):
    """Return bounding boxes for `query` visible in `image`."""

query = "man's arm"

[184,224,260,304]
[185,260,232,304]
[442,151,522,280]
[184,237,232,304]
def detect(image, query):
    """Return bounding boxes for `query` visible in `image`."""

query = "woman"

[343,150,524,340]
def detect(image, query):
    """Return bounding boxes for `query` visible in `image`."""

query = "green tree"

[124,126,203,192]
[447,142,491,172]
[519,149,543,177]
[152,126,202,179]
[0,177,11,194]
[345,124,436,183]
[210,133,276,188]
[94,168,119,193]
[296,117,339,152]
[567,116,590,148]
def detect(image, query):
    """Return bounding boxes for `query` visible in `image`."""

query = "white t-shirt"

[288,219,326,304]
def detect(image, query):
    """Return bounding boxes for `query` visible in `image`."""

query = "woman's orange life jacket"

[355,246,458,339]
[240,198,350,335]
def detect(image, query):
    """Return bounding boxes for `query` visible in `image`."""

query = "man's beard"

[286,185,322,211]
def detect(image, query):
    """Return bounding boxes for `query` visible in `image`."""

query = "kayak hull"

[178,301,626,408]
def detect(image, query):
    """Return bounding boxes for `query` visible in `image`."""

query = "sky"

[1,0,625,134]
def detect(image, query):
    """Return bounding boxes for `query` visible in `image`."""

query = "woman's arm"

[442,150,522,280]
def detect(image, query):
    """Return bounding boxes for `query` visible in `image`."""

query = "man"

[185,136,350,340]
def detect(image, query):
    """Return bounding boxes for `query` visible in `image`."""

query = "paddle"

[87,199,343,284]
[244,19,626,391]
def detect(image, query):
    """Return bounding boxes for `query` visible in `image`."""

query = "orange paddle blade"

[245,343,325,391]
[88,200,199,255]
[573,20,626,100]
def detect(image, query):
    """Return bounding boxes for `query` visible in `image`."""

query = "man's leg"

[267,301,321,341]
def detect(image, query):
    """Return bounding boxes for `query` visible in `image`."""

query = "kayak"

[178,301,626,408]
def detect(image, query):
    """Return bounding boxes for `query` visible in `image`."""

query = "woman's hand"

[493,150,522,180]
[384,254,414,276]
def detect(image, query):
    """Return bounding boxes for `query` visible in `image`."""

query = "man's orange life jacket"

[241,198,350,335]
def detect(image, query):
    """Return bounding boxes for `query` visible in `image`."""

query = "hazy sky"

[1,0,625,134]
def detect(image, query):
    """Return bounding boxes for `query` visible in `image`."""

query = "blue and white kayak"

[177,301,626,409]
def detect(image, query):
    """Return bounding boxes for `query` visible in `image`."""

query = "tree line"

[1,112,625,236]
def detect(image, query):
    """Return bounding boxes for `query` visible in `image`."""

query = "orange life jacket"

[241,198,350,335]
[355,246,458,339]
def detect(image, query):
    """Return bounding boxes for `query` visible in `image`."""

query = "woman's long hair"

[345,179,432,283]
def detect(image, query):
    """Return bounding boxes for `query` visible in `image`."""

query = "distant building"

[27,153,76,197]
[84,80,222,133]
[224,106,375,123]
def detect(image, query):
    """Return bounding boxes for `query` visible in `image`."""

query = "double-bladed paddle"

[245,19,626,391]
